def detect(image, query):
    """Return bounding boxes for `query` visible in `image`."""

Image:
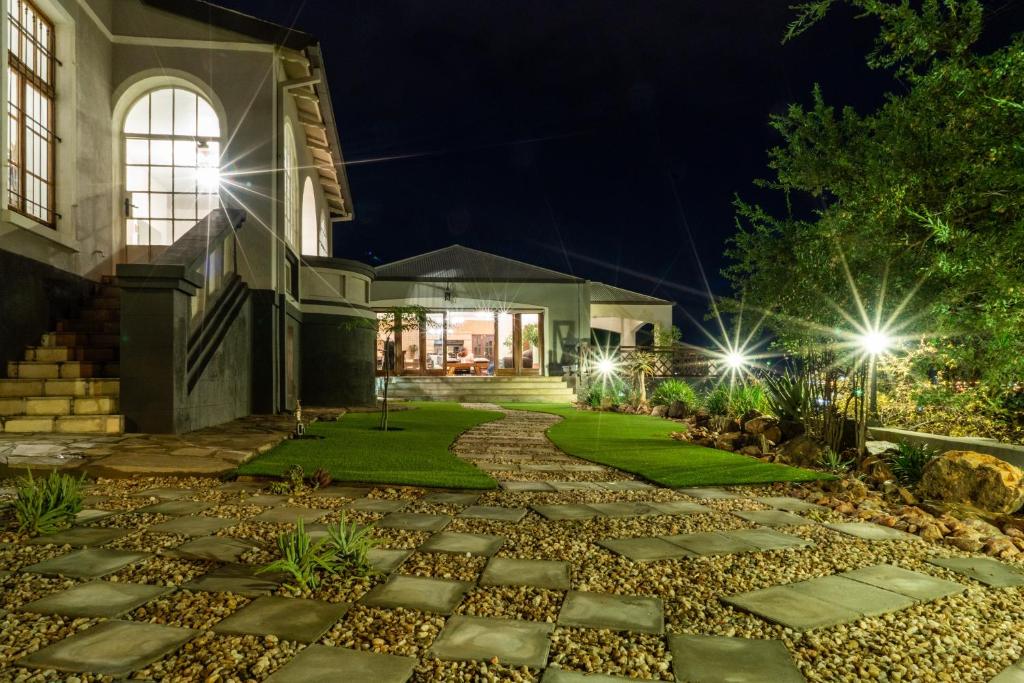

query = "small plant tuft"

[651,379,699,410]
[258,514,379,593]
[818,448,853,475]
[888,441,940,486]
[13,470,86,536]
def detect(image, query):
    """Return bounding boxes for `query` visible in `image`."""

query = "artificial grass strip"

[236,402,502,489]
[502,404,831,487]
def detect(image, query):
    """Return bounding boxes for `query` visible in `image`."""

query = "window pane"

[127,219,149,245]
[173,193,196,219]
[149,193,172,219]
[173,139,196,166]
[149,89,173,135]
[173,165,196,193]
[150,166,172,192]
[150,139,172,165]
[197,97,219,136]
[124,95,150,134]
[174,220,193,241]
[126,139,148,164]
[173,89,197,136]
[131,192,149,218]
[150,220,172,245]
[197,193,218,217]
[126,166,148,191]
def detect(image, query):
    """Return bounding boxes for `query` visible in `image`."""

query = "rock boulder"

[651,404,668,418]
[919,451,1024,514]
[775,435,825,468]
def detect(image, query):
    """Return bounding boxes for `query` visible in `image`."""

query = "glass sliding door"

[496,311,544,375]
[398,317,420,373]
[424,313,445,374]
[520,312,541,374]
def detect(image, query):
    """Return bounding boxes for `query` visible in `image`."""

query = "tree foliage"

[726,0,1024,389]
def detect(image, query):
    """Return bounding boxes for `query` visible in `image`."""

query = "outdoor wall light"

[858,329,892,356]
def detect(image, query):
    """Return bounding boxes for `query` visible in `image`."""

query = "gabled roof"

[375,245,586,283]
[589,282,672,306]
[140,0,317,50]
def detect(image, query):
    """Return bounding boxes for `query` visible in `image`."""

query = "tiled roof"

[589,281,672,305]
[374,245,586,283]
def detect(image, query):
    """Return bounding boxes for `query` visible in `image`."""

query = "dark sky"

[218,0,1023,340]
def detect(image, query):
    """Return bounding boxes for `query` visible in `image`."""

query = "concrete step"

[389,393,574,403]
[389,376,568,383]
[79,307,120,322]
[55,319,120,334]
[42,332,120,348]
[0,414,124,434]
[25,346,117,362]
[0,395,119,417]
[6,360,118,379]
[0,378,120,398]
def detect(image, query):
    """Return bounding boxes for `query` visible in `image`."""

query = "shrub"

[585,377,627,409]
[762,370,810,422]
[818,448,853,475]
[327,516,377,576]
[13,470,85,536]
[888,441,940,486]
[651,379,699,409]
[703,385,732,416]
[258,515,379,593]
[702,384,770,417]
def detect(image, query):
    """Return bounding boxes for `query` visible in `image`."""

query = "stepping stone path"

[4,402,1019,680]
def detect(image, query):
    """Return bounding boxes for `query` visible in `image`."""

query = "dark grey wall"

[0,249,94,368]
[300,312,376,407]
[185,297,253,430]
[250,289,278,415]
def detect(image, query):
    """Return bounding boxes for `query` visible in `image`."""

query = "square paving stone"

[17,619,197,676]
[149,516,239,537]
[541,670,638,683]
[367,548,413,574]
[28,526,128,547]
[733,510,813,527]
[753,496,827,512]
[377,512,452,532]
[421,532,505,556]
[645,501,712,516]
[722,584,860,631]
[430,615,554,668]
[480,557,571,590]
[677,487,741,500]
[500,481,555,492]
[169,536,260,563]
[598,481,653,491]
[459,505,528,523]
[19,581,171,618]
[183,563,285,597]
[23,548,149,579]
[243,494,290,506]
[253,506,329,524]
[218,481,265,493]
[991,658,1024,683]
[132,487,195,500]
[549,481,607,492]
[558,591,663,634]
[423,492,481,505]
[793,575,915,618]
[825,522,920,542]
[927,557,1024,587]
[532,504,601,521]
[599,537,695,562]
[137,500,211,516]
[727,527,813,552]
[662,531,757,556]
[75,509,116,524]
[311,485,371,499]
[360,574,471,614]
[843,564,965,602]
[264,645,416,683]
[587,502,658,518]
[348,498,411,513]
[213,595,350,642]
[668,634,804,683]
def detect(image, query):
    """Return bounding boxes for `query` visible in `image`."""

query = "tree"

[725,0,1024,393]
[370,306,433,432]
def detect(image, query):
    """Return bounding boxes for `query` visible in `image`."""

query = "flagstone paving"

[3,403,1023,681]
[992,658,1024,683]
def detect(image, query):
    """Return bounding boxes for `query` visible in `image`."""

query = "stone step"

[55,319,120,334]
[42,332,120,348]
[0,413,123,434]
[25,346,117,362]
[388,393,574,403]
[0,395,119,417]
[389,377,569,384]
[0,378,119,398]
[79,307,120,322]
[6,360,119,379]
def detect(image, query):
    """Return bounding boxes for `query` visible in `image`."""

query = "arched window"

[283,120,299,250]
[318,210,329,257]
[124,87,220,245]
[300,176,317,256]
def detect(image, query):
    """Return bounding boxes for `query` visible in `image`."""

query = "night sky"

[218,0,1023,341]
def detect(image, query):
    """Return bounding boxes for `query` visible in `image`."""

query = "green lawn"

[503,404,830,487]
[236,402,501,489]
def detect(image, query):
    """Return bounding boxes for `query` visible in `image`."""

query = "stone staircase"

[385,375,576,404]
[0,277,124,434]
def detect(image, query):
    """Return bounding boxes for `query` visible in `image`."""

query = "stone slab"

[722,584,860,631]
[243,494,290,506]
[531,504,601,521]
[169,536,260,563]
[360,574,472,614]
[149,516,239,537]
[137,500,211,516]
[597,481,653,491]
[500,481,555,492]
[253,506,329,524]
[23,548,149,579]
[75,509,116,524]
[677,487,741,500]
[598,537,695,562]
[311,486,372,499]
[348,498,411,513]
[430,615,554,668]
[480,557,571,591]
[992,658,1024,683]
[668,634,804,683]
[927,557,1024,588]
[367,548,414,574]
[459,505,528,523]
[132,487,195,500]
[645,501,712,516]
[727,528,813,552]
[17,620,197,676]
[28,526,128,547]
[183,563,285,597]
[420,532,505,556]
[558,591,663,634]
[794,575,915,618]
[753,496,827,512]
[377,512,452,532]
[825,522,920,542]
[213,595,350,642]
[18,581,171,618]
[662,532,757,556]
[549,481,607,492]
[423,492,481,505]
[843,564,966,602]
[541,670,639,683]
[586,502,658,518]
[264,645,416,683]
[733,510,813,527]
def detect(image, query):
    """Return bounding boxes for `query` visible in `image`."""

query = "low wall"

[300,312,376,407]
[870,426,1024,469]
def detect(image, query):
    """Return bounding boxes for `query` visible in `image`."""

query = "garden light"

[596,357,617,376]
[724,351,748,370]
[858,329,892,357]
